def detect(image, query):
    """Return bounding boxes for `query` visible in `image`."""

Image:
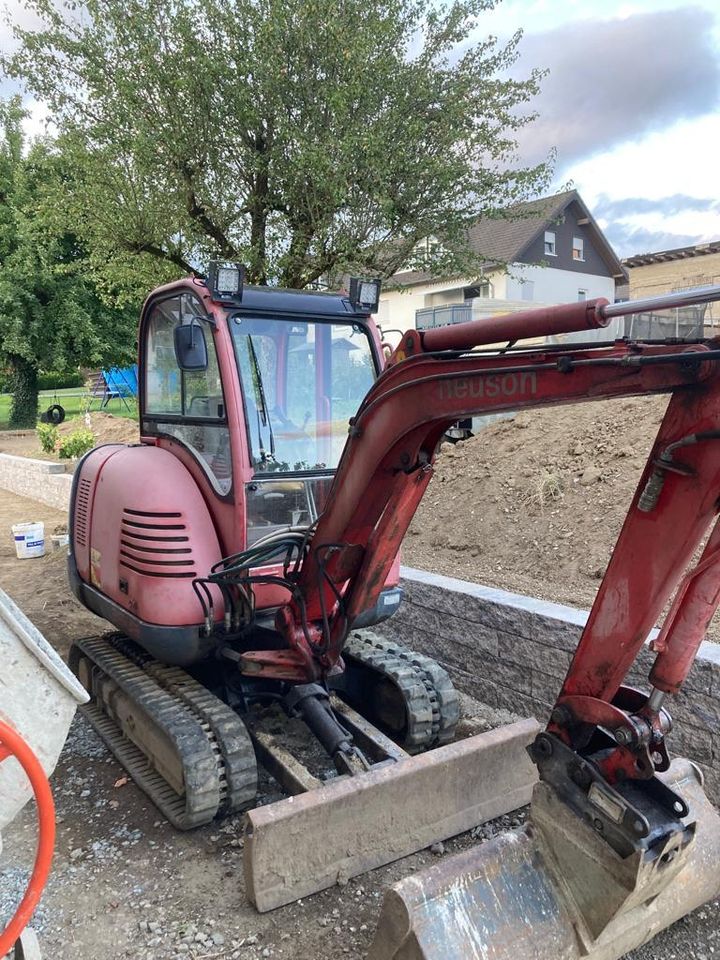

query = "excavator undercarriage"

[69,628,538,909]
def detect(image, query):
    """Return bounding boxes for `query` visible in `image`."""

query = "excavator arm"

[312,284,720,960]
[241,285,720,810]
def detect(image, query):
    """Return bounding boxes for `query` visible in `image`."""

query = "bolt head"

[614,726,632,746]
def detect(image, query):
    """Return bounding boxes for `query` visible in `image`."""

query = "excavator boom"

[254,285,720,958]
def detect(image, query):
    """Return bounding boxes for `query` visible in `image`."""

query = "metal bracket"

[529,732,691,858]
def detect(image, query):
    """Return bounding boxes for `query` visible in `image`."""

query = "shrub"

[36,422,59,453]
[57,428,95,460]
[38,370,85,391]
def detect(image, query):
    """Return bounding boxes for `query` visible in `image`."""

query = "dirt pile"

[404,395,669,610]
[60,411,139,445]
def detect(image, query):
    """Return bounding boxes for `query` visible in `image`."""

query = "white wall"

[378,264,614,337]
[378,271,506,336]
[504,264,615,305]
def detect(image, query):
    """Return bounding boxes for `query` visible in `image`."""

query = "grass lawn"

[0,390,138,430]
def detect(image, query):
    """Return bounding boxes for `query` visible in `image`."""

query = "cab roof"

[145,277,373,320]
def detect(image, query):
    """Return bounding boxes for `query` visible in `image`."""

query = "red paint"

[420,298,609,352]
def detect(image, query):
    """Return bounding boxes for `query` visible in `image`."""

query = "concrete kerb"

[386,566,720,803]
[0,453,73,512]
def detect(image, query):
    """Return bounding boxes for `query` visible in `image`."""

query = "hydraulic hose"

[0,718,56,958]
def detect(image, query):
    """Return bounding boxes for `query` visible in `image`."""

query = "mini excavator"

[68,267,720,956]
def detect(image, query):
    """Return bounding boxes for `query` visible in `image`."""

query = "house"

[623,240,720,328]
[377,190,627,335]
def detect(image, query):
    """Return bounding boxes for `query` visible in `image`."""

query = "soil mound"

[404,395,669,610]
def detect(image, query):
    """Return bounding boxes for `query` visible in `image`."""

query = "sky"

[1,0,719,259]
[483,0,720,257]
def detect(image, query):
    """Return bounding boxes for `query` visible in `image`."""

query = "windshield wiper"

[247,335,276,460]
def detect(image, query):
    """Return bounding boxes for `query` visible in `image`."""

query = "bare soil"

[0,413,138,464]
[405,395,668,608]
[404,395,720,640]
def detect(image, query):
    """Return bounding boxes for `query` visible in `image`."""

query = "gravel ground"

[1,713,530,960]
[3,712,718,959]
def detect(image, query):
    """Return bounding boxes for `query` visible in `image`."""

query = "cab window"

[143,294,232,495]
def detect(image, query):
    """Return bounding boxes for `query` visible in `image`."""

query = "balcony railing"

[415,304,471,330]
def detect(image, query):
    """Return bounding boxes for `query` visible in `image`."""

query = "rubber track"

[70,635,256,830]
[346,631,460,747]
[110,636,257,815]
[342,633,435,752]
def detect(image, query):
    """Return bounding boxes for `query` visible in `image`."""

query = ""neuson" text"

[438,371,538,402]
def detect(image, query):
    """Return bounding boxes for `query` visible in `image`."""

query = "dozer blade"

[244,717,540,912]
[369,758,720,960]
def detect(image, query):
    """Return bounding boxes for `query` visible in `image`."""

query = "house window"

[544,231,556,256]
[572,237,584,261]
[578,289,588,301]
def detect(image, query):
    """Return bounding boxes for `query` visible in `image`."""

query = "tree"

[0,97,136,427]
[5,0,551,291]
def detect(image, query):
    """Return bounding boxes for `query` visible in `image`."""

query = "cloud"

[603,221,702,257]
[586,191,720,255]
[594,194,720,221]
[514,7,720,169]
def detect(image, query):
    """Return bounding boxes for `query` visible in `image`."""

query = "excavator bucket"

[369,758,720,960]
[244,718,539,911]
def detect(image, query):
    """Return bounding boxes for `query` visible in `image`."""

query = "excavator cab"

[140,274,379,545]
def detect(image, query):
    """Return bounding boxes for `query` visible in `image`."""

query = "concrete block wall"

[0,454,73,512]
[385,566,720,802]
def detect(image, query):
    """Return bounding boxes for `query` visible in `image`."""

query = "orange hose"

[0,718,56,958]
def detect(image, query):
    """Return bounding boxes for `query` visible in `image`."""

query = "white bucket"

[0,588,88,832]
[11,521,45,559]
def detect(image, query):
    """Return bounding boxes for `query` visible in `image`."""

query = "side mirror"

[174,318,208,371]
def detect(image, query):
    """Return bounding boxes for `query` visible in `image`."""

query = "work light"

[349,277,381,313]
[207,261,245,301]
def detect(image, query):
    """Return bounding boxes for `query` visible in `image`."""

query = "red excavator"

[69,266,720,957]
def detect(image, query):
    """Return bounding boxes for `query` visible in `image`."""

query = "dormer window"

[573,237,584,261]
[544,231,556,256]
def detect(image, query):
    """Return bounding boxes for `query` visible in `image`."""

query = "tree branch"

[178,162,239,259]
[124,240,194,274]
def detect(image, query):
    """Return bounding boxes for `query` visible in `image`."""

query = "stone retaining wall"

[385,566,720,802]
[0,453,72,512]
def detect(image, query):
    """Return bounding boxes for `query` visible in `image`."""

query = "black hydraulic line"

[557,348,720,370]
[638,431,720,512]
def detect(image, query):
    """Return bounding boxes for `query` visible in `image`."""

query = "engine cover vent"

[120,509,196,578]
[74,478,92,548]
